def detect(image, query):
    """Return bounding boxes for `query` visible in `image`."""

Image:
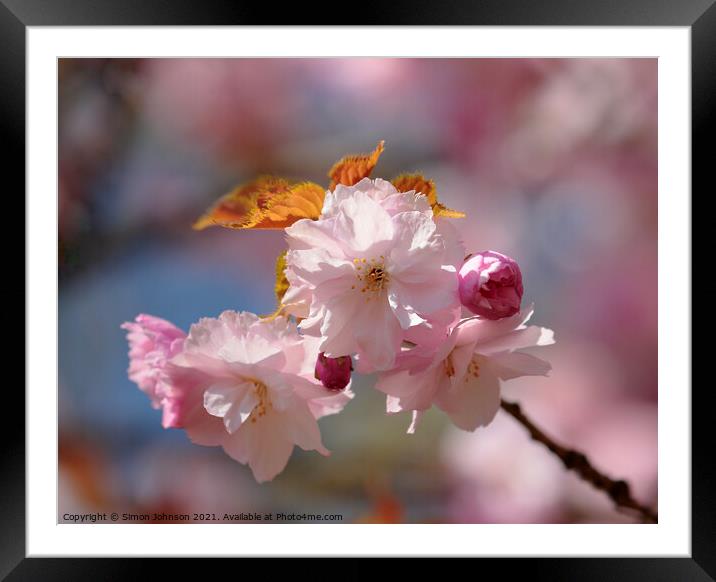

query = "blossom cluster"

[123,145,554,483]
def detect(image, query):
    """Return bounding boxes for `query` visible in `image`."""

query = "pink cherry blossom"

[459,251,524,319]
[122,314,203,429]
[324,178,466,269]
[375,306,554,433]
[283,179,464,372]
[281,178,434,319]
[314,352,352,391]
[321,178,432,218]
[171,311,353,483]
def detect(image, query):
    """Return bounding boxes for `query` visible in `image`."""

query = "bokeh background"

[58,58,657,524]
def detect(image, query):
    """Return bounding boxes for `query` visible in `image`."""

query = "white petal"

[203,383,241,418]
[223,389,260,434]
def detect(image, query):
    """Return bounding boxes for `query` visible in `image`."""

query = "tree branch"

[500,398,658,523]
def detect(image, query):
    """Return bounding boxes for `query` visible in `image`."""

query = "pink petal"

[285,216,346,254]
[223,388,260,434]
[476,325,555,356]
[245,416,295,483]
[285,404,330,456]
[376,367,443,413]
[436,365,502,431]
[353,297,404,371]
[308,387,355,419]
[313,296,360,357]
[334,191,395,254]
[183,410,226,447]
[486,351,552,380]
[181,311,286,367]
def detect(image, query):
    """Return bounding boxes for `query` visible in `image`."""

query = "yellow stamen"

[354,256,390,299]
[464,357,480,382]
[248,380,272,423]
[444,352,456,377]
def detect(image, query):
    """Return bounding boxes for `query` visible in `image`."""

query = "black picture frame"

[8,0,706,577]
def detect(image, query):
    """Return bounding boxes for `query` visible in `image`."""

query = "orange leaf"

[391,173,466,218]
[327,140,385,189]
[432,203,466,218]
[193,177,326,231]
[391,173,437,205]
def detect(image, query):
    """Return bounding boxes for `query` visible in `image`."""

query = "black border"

[9,1,707,577]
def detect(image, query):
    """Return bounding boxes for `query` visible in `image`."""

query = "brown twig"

[500,398,658,523]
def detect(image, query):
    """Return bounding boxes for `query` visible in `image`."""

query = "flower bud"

[314,352,352,391]
[458,251,523,319]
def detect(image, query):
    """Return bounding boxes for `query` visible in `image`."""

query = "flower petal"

[388,290,426,329]
[285,216,343,252]
[391,210,438,254]
[312,296,361,358]
[333,191,395,255]
[476,325,555,355]
[487,351,552,380]
[308,387,355,419]
[452,306,546,350]
[223,388,260,434]
[246,416,295,483]
[376,367,443,412]
[181,311,286,368]
[353,295,404,371]
[203,383,241,418]
[183,410,226,447]
[221,415,295,483]
[287,250,355,302]
[285,403,330,456]
[391,266,458,316]
[436,364,501,431]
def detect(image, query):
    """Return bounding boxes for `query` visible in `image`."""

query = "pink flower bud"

[314,352,352,391]
[458,251,524,320]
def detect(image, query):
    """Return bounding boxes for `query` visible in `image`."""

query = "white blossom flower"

[283,179,463,372]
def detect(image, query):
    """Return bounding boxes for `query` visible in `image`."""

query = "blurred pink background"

[58,58,657,524]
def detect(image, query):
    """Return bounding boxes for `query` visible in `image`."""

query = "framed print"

[11,0,708,577]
